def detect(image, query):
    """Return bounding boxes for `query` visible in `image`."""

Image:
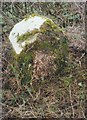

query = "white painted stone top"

[9,15,47,54]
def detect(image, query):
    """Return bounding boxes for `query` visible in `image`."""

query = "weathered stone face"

[9,15,47,54]
[9,14,68,85]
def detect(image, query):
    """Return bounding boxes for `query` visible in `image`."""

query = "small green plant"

[64,75,73,87]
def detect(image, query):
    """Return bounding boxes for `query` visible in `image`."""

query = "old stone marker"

[9,14,68,85]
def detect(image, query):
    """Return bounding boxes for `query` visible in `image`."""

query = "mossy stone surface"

[9,14,68,85]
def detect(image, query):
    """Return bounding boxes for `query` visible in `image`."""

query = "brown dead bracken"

[31,51,56,85]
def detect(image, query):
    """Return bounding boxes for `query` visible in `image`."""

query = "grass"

[2,30,86,118]
[1,2,86,118]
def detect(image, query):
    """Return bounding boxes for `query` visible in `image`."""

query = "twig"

[69,85,75,118]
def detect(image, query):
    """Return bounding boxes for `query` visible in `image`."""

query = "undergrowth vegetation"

[1,2,87,119]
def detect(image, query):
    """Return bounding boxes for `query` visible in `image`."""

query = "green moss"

[12,16,68,85]
[40,19,58,33]
[24,13,46,21]
[45,19,52,25]
[17,18,59,43]
[17,49,35,85]
[45,19,57,29]
[24,13,38,21]
[17,29,39,42]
